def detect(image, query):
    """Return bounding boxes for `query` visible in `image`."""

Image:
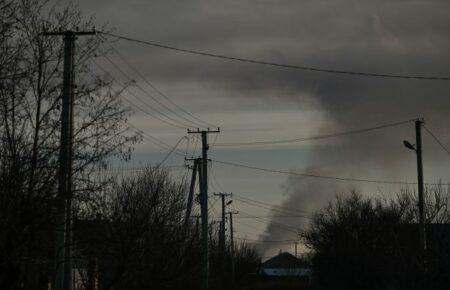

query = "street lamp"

[403,140,415,151]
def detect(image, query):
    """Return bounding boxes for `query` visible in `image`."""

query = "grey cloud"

[73,0,450,252]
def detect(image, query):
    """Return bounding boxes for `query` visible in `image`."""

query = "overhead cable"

[215,118,416,146]
[157,136,189,166]
[128,123,186,156]
[99,31,450,81]
[423,125,450,155]
[236,210,300,234]
[211,159,431,185]
[234,194,312,216]
[101,54,193,128]
[235,237,299,244]
[102,37,218,128]
[93,60,188,130]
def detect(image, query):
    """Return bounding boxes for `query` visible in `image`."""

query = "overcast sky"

[65,0,450,257]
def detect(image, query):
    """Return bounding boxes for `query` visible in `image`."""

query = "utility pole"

[184,158,200,235]
[403,118,426,253]
[228,210,238,290]
[214,192,232,259]
[187,128,220,290]
[415,119,426,252]
[43,29,95,290]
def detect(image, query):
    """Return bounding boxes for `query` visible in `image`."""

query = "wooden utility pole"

[187,128,220,290]
[43,29,95,290]
[184,158,200,234]
[403,118,427,253]
[228,210,238,290]
[214,192,232,259]
[415,119,427,252]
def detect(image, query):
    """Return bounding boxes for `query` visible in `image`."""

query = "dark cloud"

[74,0,450,253]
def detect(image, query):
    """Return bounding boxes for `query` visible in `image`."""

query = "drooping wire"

[423,125,450,155]
[99,31,450,81]
[236,210,300,234]
[101,54,193,128]
[127,123,185,156]
[234,194,312,216]
[211,159,447,185]
[209,166,226,193]
[234,237,299,244]
[101,36,218,129]
[234,199,312,220]
[209,131,220,149]
[157,136,189,166]
[215,118,416,146]
[191,135,200,157]
[92,59,188,130]
[233,215,311,219]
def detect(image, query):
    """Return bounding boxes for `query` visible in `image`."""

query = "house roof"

[261,252,307,269]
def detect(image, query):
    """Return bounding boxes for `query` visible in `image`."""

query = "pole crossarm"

[42,28,96,36]
[187,128,220,134]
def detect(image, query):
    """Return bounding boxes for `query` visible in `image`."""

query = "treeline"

[302,187,450,290]
[2,161,260,289]
[75,167,259,290]
[0,1,259,289]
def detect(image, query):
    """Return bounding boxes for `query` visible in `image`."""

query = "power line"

[218,160,449,185]
[191,135,200,156]
[101,54,193,128]
[423,125,450,155]
[92,59,188,130]
[128,124,173,150]
[99,31,450,81]
[215,118,416,146]
[94,165,186,172]
[211,159,441,185]
[234,194,312,216]
[158,136,189,166]
[235,237,299,244]
[124,91,187,129]
[234,215,310,219]
[127,123,186,156]
[102,53,193,128]
[102,37,218,129]
[209,166,226,192]
[104,38,218,127]
[234,229,264,238]
[236,210,301,234]
[235,199,312,219]
[235,197,306,216]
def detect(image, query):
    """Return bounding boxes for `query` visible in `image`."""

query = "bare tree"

[393,183,450,224]
[0,1,139,288]
[76,165,261,290]
[80,166,193,290]
[303,188,450,290]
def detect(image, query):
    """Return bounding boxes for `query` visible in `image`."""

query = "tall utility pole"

[187,129,220,290]
[214,192,232,259]
[43,29,95,290]
[415,119,426,252]
[228,210,238,290]
[403,118,426,253]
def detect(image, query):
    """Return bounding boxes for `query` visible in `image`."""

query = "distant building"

[260,252,311,278]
